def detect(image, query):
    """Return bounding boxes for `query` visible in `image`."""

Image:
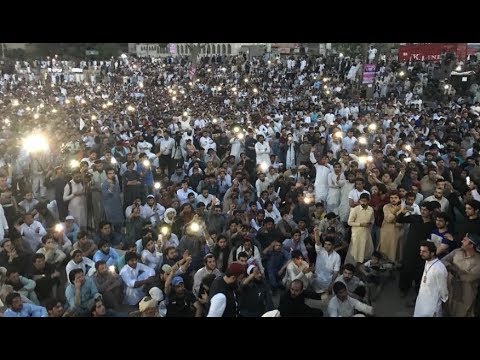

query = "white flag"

[79,118,85,130]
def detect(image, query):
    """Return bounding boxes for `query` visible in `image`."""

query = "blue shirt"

[266,250,289,275]
[93,248,120,267]
[431,229,454,259]
[137,163,154,186]
[282,239,308,260]
[66,223,80,243]
[4,303,48,317]
[65,277,99,313]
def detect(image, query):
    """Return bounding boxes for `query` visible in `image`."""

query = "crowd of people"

[0,47,479,317]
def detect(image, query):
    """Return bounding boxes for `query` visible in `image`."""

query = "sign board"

[272,43,299,49]
[188,65,196,80]
[168,43,177,54]
[86,50,99,56]
[398,43,468,62]
[362,64,376,84]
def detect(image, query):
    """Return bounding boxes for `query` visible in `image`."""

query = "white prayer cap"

[261,310,281,317]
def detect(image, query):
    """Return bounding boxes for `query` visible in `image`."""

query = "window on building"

[222,44,226,54]
[207,45,211,54]
[217,44,221,54]
[227,44,232,54]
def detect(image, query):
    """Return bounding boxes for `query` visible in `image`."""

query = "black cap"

[325,212,338,220]
[466,233,480,251]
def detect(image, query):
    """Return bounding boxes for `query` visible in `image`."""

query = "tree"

[28,43,128,59]
[5,48,26,60]
[185,43,207,65]
[96,43,127,58]
[331,43,364,57]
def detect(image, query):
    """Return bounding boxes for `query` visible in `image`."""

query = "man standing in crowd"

[414,241,448,317]
[442,233,480,317]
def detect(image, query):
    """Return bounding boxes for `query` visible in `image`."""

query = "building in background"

[128,43,268,58]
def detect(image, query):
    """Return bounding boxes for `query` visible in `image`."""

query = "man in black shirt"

[207,262,245,317]
[278,279,323,317]
[166,276,201,317]
[26,253,61,302]
[44,166,68,221]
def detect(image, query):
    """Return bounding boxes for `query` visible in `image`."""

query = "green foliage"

[25,43,128,59]
[5,48,27,60]
[331,43,364,57]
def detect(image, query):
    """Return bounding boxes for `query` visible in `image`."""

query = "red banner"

[398,43,468,62]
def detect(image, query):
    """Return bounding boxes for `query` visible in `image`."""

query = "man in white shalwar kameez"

[255,135,271,168]
[63,171,87,229]
[414,241,448,317]
[0,204,9,241]
[326,163,345,214]
[310,150,331,203]
[312,229,341,292]
[120,252,155,306]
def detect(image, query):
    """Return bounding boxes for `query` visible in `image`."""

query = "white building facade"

[129,43,268,58]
